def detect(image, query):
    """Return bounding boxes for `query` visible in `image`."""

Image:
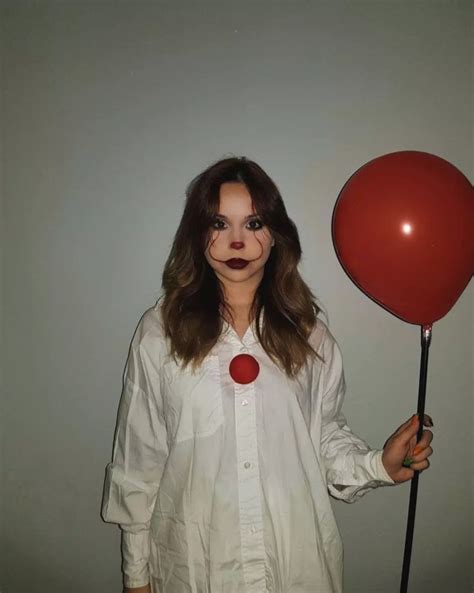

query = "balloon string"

[399,324,432,593]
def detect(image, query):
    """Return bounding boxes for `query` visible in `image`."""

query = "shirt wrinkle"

[102,301,396,592]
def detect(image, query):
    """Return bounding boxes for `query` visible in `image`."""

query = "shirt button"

[244,462,251,469]
[250,525,257,533]
[241,399,249,406]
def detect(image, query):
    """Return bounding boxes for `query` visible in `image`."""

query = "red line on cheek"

[207,233,221,262]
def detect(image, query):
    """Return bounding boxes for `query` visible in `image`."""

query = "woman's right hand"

[124,585,151,593]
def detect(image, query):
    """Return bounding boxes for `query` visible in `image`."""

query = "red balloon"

[333,151,473,326]
[229,354,260,384]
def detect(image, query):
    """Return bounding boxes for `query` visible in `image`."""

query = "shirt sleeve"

[318,326,396,503]
[101,325,169,588]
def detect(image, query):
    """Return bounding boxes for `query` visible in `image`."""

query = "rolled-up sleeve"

[318,327,396,503]
[101,327,169,588]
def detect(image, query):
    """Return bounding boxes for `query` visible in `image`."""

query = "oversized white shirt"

[101,300,396,592]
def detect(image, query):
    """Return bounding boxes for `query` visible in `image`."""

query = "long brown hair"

[159,156,322,378]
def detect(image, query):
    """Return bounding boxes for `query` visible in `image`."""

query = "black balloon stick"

[399,325,432,593]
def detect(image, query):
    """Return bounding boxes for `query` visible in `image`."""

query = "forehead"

[217,182,256,215]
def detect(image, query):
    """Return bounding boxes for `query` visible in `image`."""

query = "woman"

[101,156,434,593]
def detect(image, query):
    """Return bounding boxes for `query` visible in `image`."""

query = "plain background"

[0,1,472,592]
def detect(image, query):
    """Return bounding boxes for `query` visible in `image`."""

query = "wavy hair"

[159,156,322,378]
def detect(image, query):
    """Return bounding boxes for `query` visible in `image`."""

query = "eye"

[211,218,226,230]
[247,218,264,230]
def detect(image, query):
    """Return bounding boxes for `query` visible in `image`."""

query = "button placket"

[233,348,266,593]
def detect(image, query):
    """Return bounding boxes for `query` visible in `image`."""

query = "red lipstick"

[225,258,249,269]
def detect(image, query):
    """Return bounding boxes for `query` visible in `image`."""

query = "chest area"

[160,348,316,444]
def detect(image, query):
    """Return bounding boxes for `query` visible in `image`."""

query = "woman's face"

[204,182,274,297]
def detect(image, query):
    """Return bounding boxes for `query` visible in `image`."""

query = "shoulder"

[308,317,343,368]
[130,299,168,359]
[308,317,335,353]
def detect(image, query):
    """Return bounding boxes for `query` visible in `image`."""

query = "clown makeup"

[204,182,274,300]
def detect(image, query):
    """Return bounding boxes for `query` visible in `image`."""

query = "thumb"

[396,414,420,445]
[393,414,417,437]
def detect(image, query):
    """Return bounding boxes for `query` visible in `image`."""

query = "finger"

[400,466,415,481]
[422,413,434,427]
[413,430,433,454]
[394,413,433,439]
[410,458,430,472]
[396,459,415,478]
[412,446,433,462]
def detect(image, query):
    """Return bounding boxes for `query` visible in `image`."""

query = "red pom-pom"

[229,354,260,384]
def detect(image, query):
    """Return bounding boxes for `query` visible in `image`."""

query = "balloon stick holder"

[399,324,432,593]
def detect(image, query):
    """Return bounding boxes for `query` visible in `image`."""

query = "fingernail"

[411,414,419,425]
[413,446,422,455]
[426,415,434,427]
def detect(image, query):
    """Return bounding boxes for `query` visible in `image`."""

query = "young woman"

[101,156,434,593]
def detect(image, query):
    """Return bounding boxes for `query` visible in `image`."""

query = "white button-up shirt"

[101,301,395,592]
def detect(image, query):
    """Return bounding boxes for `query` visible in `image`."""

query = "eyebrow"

[215,214,259,220]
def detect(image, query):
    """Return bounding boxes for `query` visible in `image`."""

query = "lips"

[225,258,249,269]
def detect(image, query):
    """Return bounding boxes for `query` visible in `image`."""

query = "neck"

[215,268,263,310]
[216,271,264,321]
[221,295,257,322]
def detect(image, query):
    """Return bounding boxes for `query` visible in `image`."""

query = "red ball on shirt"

[229,354,260,384]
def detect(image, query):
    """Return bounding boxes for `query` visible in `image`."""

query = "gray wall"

[1,1,472,592]
[0,10,3,589]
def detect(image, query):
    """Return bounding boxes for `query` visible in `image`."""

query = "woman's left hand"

[381,413,434,483]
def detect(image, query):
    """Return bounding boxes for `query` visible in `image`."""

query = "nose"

[230,241,244,249]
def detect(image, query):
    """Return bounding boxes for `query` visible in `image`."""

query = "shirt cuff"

[121,530,151,588]
[327,449,396,502]
[373,449,396,484]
